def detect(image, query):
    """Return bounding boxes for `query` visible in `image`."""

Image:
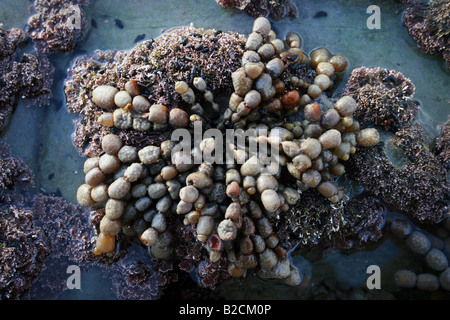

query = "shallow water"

[0,0,448,300]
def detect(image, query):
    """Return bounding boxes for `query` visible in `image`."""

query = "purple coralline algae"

[402,0,450,67]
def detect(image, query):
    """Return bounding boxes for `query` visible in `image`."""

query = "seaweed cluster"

[0,26,51,132]
[64,25,246,158]
[215,0,298,20]
[28,0,89,53]
[343,67,449,225]
[402,0,450,67]
[70,17,388,289]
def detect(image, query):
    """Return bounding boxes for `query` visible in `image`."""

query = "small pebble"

[125,80,140,97]
[334,96,357,117]
[417,273,440,291]
[394,270,417,288]
[252,17,271,36]
[439,268,450,291]
[113,108,133,129]
[356,128,380,147]
[132,95,151,113]
[425,248,448,272]
[92,86,118,110]
[117,146,137,163]
[148,104,169,124]
[406,231,431,255]
[304,103,321,122]
[98,154,121,174]
[114,90,132,108]
[101,134,123,155]
[169,108,189,128]
[138,146,161,165]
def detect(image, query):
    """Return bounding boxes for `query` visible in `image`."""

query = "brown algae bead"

[113,108,132,129]
[101,134,123,155]
[160,166,177,181]
[299,94,312,107]
[218,219,238,241]
[175,81,189,95]
[304,103,321,122]
[108,177,131,199]
[356,128,380,147]
[244,62,265,80]
[259,248,278,270]
[265,58,284,78]
[310,48,332,69]
[302,169,322,188]
[334,141,351,160]
[94,233,115,255]
[225,202,241,220]
[125,79,140,97]
[286,31,301,47]
[334,96,357,117]
[263,98,282,112]
[100,216,122,236]
[417,274,440,291]
[90,184,109,203]
[244,90,262,109]
[257,43,275,61]
[140,227,159,246]
[77,184,95,207]
[228,263,245,278]
[282,90,300,110]
[394,270,417,288]
[257,174,278,193]
[314,74,331,91]
[132,95,151,113]
[99,153,121,174]
[169,108,189,128]
[85,167,106,186]
[300,138,322,159]
[138,146,161,165]
[105,198,125,219]
[114,90,132,108]
[307,84,322,99]
[329,55,348,72]
[252,17,271,36]
[117,146,137,163]
[179,185,199,203]
[317,181,339,199]
[318,129,342,149]
[316,62,335,77]
[246,32,263,51]
[148,104,169,124]
[321,109,340,129]
[242,50,261,65]
[124,163,143,182]
[92,85,119,110]
[261,189,281,213]
[83,157,99,174]
[292,154,312,172]
[97,112,114,127]
[197,216,215,242]
[330,163,345,176]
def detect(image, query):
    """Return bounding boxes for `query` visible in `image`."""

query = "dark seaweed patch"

[134,34,146,43]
